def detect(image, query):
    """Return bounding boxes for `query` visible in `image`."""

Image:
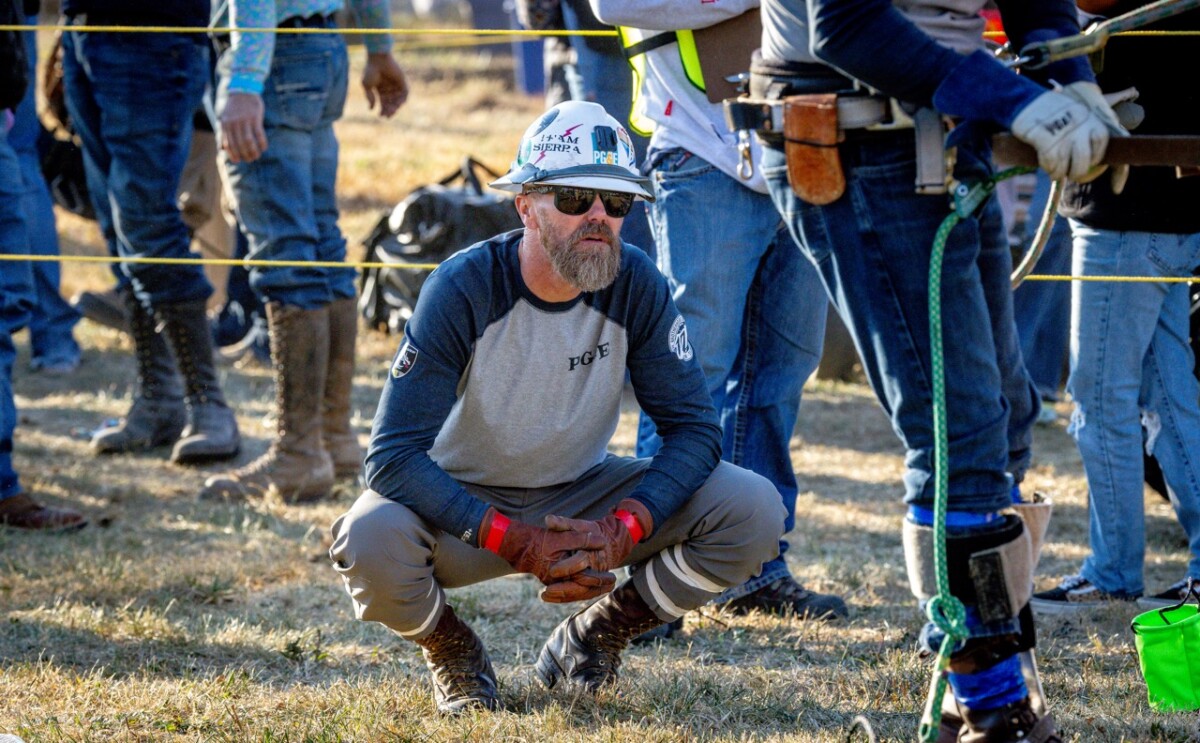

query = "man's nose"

[583,194,609,220]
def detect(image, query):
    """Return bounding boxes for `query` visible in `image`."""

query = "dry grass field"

[3,29,1200,743]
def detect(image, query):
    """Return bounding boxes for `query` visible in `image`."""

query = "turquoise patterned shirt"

[215,0,393,95]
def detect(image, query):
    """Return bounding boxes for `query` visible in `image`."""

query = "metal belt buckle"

[864,99,915,132]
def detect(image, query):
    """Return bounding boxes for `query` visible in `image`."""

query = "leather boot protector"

[1010,494,1053,571]
[903,515,1032,624]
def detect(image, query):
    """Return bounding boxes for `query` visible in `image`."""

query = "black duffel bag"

[358,157,522,333]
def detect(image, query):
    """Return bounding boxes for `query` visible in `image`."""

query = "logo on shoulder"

[668,315,693,362]
[391,341,419,378]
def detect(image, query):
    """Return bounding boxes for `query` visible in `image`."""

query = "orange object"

[981,9,1008,46]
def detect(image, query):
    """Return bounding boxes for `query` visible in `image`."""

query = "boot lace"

[587,614,661,669]
[425,633,489,695]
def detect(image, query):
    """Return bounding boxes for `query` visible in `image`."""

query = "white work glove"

[1064,82,1135,193]
[1062,82,1129,137]
[1010,88,1111,182]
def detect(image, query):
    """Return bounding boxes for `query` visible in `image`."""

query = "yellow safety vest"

[617,26,706,137]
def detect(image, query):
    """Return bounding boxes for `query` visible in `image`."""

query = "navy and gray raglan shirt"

[364,230,722,548]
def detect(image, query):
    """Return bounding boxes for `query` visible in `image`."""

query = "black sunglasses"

[524,185,636,218]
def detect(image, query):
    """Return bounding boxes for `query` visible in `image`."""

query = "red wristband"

[483,512,510,554]
[614,509,644,544]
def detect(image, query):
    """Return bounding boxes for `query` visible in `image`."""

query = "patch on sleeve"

[391,341,419,378]
[668,315,693,362]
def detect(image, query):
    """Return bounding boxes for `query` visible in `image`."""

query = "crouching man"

[330,101,785,714]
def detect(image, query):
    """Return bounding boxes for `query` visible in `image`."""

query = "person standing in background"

[63,0,242,466]
[201,0,408,502]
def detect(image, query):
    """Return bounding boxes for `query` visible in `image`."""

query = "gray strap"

[913,107,950,195]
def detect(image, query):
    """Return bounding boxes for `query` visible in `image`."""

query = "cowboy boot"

[92,293,186,454]
[323,298,364,478]
[200,302,334,502]
[0,493,87,532]
[413,604,500,714]
[536,580,665,692]
[158,300,241,464]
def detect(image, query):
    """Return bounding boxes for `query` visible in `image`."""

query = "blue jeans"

[216,32,356,310]
[211,227,265,346]
[1,124,34,503]
[1069,224,1200,595]
[635,148,828,600]
[1013,171,1071,400]
[62,28,212,309]
[762,132,1037,513]
[11,16,80,369]
[0,325,20,503]
[763,132,1036,648]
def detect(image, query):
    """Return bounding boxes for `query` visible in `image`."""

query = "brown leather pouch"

[691,9,761,104]
[783,94,845,205]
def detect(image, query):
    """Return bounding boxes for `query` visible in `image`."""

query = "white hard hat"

[490,101,654,201]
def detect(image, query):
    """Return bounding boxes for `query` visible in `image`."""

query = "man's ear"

[515,193,537,228]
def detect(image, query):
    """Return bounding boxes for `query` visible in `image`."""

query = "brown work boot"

[936,692,965,743]
[158,300,240,464]
[92,294,187,454]
[959,696,1060,743]
[535,580,665,692]
[718,575,849,621]
[201,303,334,503]
[0,493,87,532]
[323,298,363,478]
[413,604,500,714]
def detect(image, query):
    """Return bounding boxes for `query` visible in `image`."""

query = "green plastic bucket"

[1131,581,1200,712]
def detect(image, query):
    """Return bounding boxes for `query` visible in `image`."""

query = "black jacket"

[61,0,210,27]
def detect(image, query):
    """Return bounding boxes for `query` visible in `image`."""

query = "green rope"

[917,166,1034,743]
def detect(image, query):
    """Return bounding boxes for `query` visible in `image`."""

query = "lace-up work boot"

[959,696,1060,743]
[92,294,187,454]
[536,580,666,692]
[718,575,849,621]
[323,298,364,478]
[414,604,499,714]
[201,303,334,503]
[158,300,240,464]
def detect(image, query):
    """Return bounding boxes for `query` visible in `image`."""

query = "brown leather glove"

[480,507,606,585]
[543,498,653,574]
[539,569,617,603]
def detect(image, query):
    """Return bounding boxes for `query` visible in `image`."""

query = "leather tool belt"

[725,94,952,204]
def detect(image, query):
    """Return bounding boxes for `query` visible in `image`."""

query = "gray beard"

[542,221,622,292]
